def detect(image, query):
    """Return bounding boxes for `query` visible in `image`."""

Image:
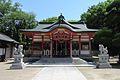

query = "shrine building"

[20,14,97,58]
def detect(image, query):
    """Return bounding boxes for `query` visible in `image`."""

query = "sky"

[13,0,106,21]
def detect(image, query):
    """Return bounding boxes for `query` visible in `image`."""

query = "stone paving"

[32,67,87,80]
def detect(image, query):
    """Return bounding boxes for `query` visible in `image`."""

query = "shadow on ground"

[111,63,120,69]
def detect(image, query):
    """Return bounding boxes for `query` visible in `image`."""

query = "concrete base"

[96,62,112,68]
[10,62,26,69]
[96,54,112,68]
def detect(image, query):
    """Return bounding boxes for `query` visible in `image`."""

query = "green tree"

[0,0,37,43]
[7,11,36,42]
[112,33,120,62]
[41,16,78,22]
[41,17,58,22]
[106,0,120,32]
[0,0,19,15]
[112,33,120,48]
[94,27,113,55]
[106,0,120,62]
[67,20,79,22]
[80,0,114,29]
[94,27,113,46]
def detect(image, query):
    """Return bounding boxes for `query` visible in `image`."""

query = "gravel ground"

[78,67,120,80]
[1,58,120,80]
[77,58,120,80]
[0,60,42,80]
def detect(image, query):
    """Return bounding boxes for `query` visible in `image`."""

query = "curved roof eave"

[20,14,98,33]
[20,27,98,33]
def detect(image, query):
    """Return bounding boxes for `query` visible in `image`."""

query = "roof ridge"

[43,14,80,29]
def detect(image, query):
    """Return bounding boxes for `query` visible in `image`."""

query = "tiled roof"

[20,14,98,32]
[0,33,18,43]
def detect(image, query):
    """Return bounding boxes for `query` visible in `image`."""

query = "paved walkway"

[32,67,87,80]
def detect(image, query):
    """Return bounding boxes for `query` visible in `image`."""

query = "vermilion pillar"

[56,40,57,55]
[70,40,72,58]
[79,35,81,56]
[50,39,53,58]
[42,35,44,56]
[89,37,92,53]
[31,36,34,54]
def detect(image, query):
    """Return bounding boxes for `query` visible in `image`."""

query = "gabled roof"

[21,14,98,32]
[0,33,18,43]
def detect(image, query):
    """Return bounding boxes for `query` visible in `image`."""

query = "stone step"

[31,57,88,65]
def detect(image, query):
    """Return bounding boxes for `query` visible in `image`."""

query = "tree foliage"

[106,0,120,32]
[112,33,120,47]
[93,28,115,56]
[106,0,120,56]
[41,17,58,22]
[80,0,114,29]
[94,27,113,47]
[41,16,79,22]
[87,0,120,57]
[0,0,37,42]
[112,33,120,57]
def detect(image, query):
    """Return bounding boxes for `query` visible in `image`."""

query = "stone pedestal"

[10,61,26,69]
[10,54,26,69]
[96,54,112,68]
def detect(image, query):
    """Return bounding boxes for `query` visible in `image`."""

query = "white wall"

[0,48,3,55]
[0,48,5,55]
[81,50,90,55]
[6,44,11,58]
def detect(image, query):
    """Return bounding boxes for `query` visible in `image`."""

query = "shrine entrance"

[52,40,70,57]
[52,28,71,57]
